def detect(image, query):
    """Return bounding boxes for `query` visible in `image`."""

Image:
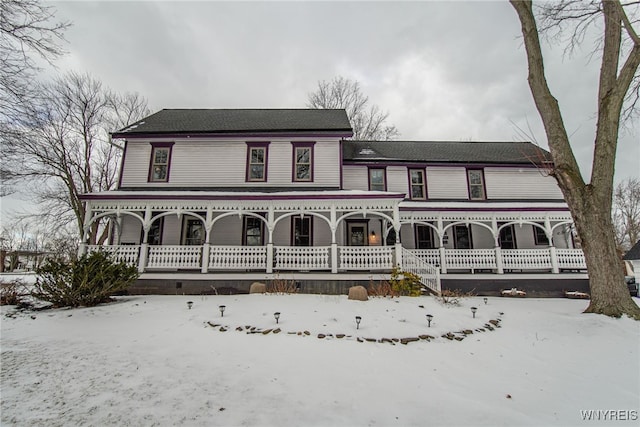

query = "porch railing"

[401,248,441,294]
[338,246,394,270]
[445,249,497,271]
[502,249,551,270]
[209,246,267,270]
[275,246,330,270]
[87,245,140,265]
[87,244,587,274]
[147,245,202,269]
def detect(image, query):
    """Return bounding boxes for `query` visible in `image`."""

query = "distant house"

[623,240,640,280]
[79,109,587,295]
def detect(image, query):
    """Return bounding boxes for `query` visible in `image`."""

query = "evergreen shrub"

[33,251,138,307]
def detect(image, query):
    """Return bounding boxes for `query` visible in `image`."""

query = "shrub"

[367,279,398,298]
[267,274,298,294]
[389,267,423,297]
[33,251,139,307]
[436,289,476,306]
[0,279,28,306]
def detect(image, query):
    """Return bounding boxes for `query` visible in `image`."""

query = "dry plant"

[367,278,398,298]
[0,279,28,305]
[267,274,298,294]
[435,289,476,306]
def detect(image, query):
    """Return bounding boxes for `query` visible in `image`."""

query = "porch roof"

[80,189,405,202]
[399,200,570,212]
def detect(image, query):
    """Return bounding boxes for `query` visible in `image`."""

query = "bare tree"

[510,0,640,318]
[614,178,640,252]
[2,71,150,244]
[0,0,70,197]
[307,76,399,140]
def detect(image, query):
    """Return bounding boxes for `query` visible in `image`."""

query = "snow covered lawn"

[1,293,638,426]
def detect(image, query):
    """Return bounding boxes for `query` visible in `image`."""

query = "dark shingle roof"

[112,109,352,136]
[342,140,552,165]
[623,241,640,260]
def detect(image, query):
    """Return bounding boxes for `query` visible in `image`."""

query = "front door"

[347,222,368,246]
[499,224,517,249]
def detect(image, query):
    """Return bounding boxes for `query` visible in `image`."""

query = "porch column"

[78,203,93,258]
[550,246,559,273]
[138,208,152,273]
[495,246,504,274]
[393,206,402,269]
[266,207,274,274]
[330,205,338,273]
[439,246,447,274]
[545,216,559,273]
[201,208,213,273]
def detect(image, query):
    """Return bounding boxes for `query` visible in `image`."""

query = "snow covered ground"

[1,292,638,426]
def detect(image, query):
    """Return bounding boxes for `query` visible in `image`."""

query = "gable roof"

[623,240,640,260]
[342,140,553,165]
[112,109,353,137]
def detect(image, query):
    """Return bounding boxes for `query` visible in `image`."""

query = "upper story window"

[246,143,269,182]
[148,142,174,182]
[292,142,314,182]
[368,168,386,191]
[409,169,427,200]
[467,169,486,200]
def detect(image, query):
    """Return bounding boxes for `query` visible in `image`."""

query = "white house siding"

[119,216,141,245]
[484,168,563,199]
[386,166,409,195]
[426,167,469,199]
[341,165,369,191]
[120,137,341,188]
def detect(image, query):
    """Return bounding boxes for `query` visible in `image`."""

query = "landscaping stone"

[347,286,368,301]
[249,282,267,294]
[273,328,281,334]
[262,329,272,335]
[336,334,345,339]
[317,334,326,339]
[400,337,420,345]
[303,330,310,335]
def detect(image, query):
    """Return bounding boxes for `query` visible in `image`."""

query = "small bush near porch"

[33,252,139,307]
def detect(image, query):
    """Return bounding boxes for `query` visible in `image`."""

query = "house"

[623,240,640,282]
[79,109,588,295]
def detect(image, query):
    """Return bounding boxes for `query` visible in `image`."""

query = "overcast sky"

[2,0,638,221]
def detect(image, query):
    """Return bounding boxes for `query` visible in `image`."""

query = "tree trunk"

[570,193,640,317]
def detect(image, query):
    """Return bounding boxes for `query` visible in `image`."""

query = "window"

[146,216,164,245]
[534,224,550,245]
[368,168,386,191]
[148,143,174,182]
[499,224,516,249]
[182,218,205,246]
[415,224,435,249]
[246,143,269,182]
[347,222,368,246]
[292,217,312,246]
[292,143,314,182]
[467,169,486,200]
[409,169,427,200]
[243,217,264,246]
[453,225,471,249]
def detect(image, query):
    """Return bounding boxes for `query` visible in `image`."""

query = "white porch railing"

[401,249,441,294]
[338,246,394,270]
[209,246,267,270]
[445,249,497,271]
[147,245,202,269]
[556,249,587,270]
[87,245,140,265]
[502,249,551,270]
[87,244,586,274]
[275,246,330,270]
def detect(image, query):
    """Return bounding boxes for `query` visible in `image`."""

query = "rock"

[348,286,369,301]
[462,329,474,335]
[489,319,500,326]
[418,334,432,341]
[236,326,243,331]
[262,329,272,335]
[303,330,310,335]
[365,338,376,342]
[249,282,267,294]
[317,334,326,339]
[400,337,420,345]
[336,334,345,339]
[273,328,281,334]
[219,327,227,332]
[454,336,464,341]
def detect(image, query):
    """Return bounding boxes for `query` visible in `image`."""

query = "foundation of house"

[129,272,589,298]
